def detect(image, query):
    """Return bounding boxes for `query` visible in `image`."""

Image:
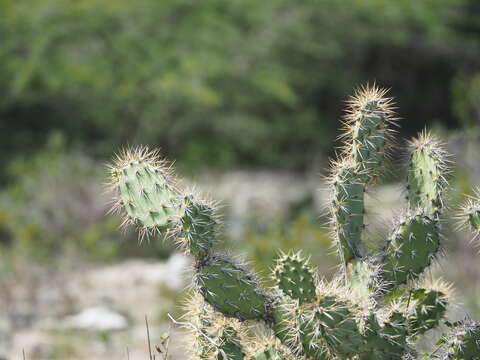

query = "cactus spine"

[109,85,480,359]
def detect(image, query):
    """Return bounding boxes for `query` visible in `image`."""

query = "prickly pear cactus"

[108,85,480,360]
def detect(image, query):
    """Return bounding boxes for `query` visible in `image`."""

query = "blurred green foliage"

[1,0,479,173]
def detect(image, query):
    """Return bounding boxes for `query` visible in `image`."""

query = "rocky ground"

[3,254,190,360]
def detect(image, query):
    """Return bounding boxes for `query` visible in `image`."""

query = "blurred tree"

[0,0,478,174]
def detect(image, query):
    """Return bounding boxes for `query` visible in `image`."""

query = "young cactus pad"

[407,132,448,218]
[342,85,396,185]
[109,85,480,360]
[108,147,184,237]
[274,251,316,305]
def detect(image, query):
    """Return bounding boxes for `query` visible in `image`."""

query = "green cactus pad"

[380,214,440,286]
[295,295,363,359]
[274,252,316,305]
[407,132,447,218]
[447,323,480,359]
[344,85,394,185]
[197,255,272,321]
[331,159,365,263]
[110,149,184,234]
[409,288,448,336]
[180,196,217,259]
[359,311,408,360]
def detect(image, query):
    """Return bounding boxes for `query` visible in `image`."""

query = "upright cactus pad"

[108,147,184,238]
[274,251,316,305]
[379,213,440,286]
[407,132,448,218]
[196,254,273,320]
[341,85,395,185]
[107,85,480,360]
[330,158,365,263]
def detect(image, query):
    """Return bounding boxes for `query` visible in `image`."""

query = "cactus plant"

[108,85,480,359]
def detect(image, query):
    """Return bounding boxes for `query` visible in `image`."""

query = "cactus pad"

[196,255,272,320]
[109,147,183,237]
[342,85,395,185]
[407,132,448,218]
[330,158,365,263]
[380,213,440,285]
[180,195,218,259]
[274,251,316,305]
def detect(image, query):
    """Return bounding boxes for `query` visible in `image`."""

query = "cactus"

[108,85,480,359]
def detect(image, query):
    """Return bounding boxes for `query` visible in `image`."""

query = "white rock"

[64,306,128,331]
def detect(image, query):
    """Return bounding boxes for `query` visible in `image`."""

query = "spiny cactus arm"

[273,251,316,305]
[341,84,397,185]
[378,212,441,287]
[330,86,396,265]
[329,158,365,264]
[245,334,299,360]
[407,131,449,218]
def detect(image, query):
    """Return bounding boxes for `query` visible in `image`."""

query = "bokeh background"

[1,0,480,359]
